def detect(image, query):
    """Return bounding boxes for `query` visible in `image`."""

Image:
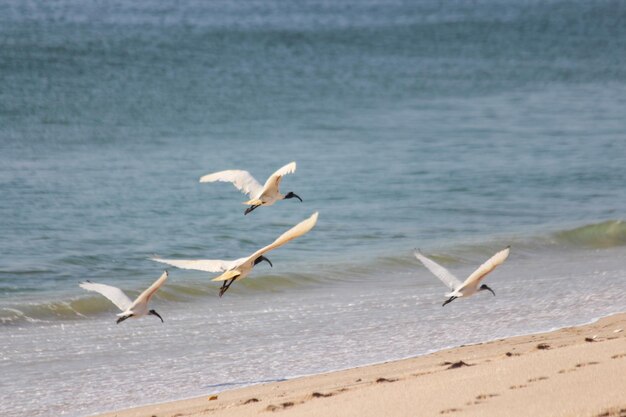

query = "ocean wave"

[551,220,626,248]
[332,219,626,270]
[3,220,624,325]
[0,272,327,325]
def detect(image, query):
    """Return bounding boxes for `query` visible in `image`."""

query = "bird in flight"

[152,212,319,296]
[414,247,510,306]
[79,271,168,324]
[199,161,302,215]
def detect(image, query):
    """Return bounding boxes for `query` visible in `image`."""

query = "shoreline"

[95,312,626,417]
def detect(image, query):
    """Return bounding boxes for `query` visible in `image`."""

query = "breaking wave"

[3,220,624,325]
[551,220,626,248]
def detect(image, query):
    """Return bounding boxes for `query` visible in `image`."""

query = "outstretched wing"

[213,212,317,283]
[133,271,169,306]
[79,281,133,312]
[460,246,510,289]
[151,257,245,273]
[260,162,297,196]
[247,211,318,262]
[199,169,263,198]
[414,251,463,291]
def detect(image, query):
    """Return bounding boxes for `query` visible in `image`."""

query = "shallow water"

[1,0,626,416]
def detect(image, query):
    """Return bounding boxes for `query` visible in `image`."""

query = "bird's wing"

[460,246,510,289]
[199,169,263,197]
[133,271,169,306]
[414,251,463,291]
[79,281,133,311]
[151,257,242,272]
[246,211,318,263]
[260,161,297,196]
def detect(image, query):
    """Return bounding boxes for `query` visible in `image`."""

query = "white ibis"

[152,212,318,296]
[199,161,302,215]
[79,271,168,324]
[414,247,510,306]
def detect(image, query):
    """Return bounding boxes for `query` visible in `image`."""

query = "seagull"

[414,247,510,307]
[152,212,318,296]
[199,161,302,215]
[79,271,168,324]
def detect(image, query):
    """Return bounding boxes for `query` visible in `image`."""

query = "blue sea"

[1,1,626,416]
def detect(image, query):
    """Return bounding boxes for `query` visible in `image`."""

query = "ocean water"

[1,0,626,416]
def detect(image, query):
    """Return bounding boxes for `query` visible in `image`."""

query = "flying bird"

[199,161,302,215]
[414,247,510,307]
[79,271,168,324]
[152,212,318,296]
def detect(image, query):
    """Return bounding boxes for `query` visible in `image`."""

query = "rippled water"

[1,0,626,416]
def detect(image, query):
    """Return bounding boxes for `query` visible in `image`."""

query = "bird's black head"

[480,284,495,296]
[149,309,164,323]
[254,255,273,267]
[284,191,302,202]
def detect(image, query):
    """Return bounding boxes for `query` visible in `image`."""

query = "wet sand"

[95,312,626,417]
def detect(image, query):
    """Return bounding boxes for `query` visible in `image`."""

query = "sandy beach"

[95,312,626,417]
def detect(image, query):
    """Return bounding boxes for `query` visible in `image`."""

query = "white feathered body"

[200,162,297,208]
[415,247,510,301]
[118,300,150,319]
[79,271,168,320]
[152,212,319,285]
[446,286,477,299]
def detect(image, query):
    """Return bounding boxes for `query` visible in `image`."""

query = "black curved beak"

[254,255,273,267]
[150,310,164,323]
[285,192,302,202]
[484,285,495,296]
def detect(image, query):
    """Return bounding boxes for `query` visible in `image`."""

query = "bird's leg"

[244,204,260,215]
[219,278,236,297]
[116,314,132,324]
[442,296,457,307]
[219,280,228,296]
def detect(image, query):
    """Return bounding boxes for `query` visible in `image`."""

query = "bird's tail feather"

[243,199,263,206]
[212,270,242,282]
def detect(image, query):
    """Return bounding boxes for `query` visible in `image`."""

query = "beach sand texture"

[96,313,626,417]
